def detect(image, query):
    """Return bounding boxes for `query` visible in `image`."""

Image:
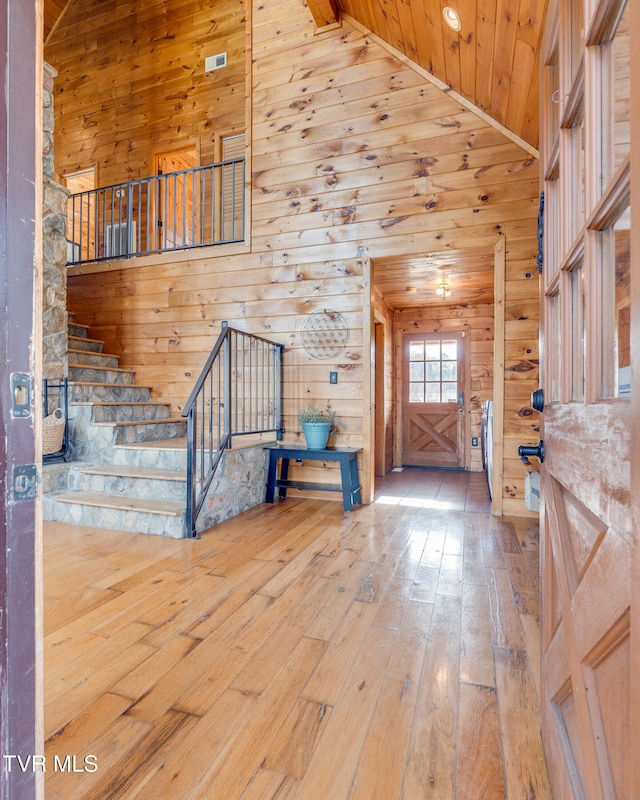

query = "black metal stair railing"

[181,323,285,539]
[66,158,245,265]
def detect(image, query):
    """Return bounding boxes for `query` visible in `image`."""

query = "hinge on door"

[11,372,31,418]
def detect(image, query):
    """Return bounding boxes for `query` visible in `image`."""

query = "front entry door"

[402,332,464,468]
[539,2,637,797]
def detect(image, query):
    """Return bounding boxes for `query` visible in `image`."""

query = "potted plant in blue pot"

[299,406,342,449]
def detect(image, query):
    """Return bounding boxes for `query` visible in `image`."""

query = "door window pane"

[600,205,631,398]
[407,336,460,404]
[598,2,630,192]
[548,290,562,403]
[410,361,424,381]
[410,383,424,403]
[442,383,458,402]
[568,109,586,245]
[410,341,424,360]
[442,340,457,361]
[570,263,585,401]
[425,384,441,402]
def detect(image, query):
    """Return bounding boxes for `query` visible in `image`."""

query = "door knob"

[531,389,544,412]
[518,439,544,465]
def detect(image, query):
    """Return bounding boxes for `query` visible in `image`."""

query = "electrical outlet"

[471,437,478,447]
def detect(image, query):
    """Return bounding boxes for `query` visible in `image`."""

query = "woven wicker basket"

[43,408,65,456]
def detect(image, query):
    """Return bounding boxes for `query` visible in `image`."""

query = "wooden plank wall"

[62,0,541,513]
[44,0,246,183]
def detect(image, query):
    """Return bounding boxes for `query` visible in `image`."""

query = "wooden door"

[155,147,197,248]
[402,332,464,468]
[539,1,637,797]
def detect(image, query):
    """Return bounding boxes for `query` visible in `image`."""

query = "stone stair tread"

[93,417,184,427]
[116,437,188,450]
[75,464,188,482]
[52,490,184,516]
[69,381,154,390]
[71,401,167,407]
[68,348,119,358]
[69,362,134,374]
[68,335,103,346]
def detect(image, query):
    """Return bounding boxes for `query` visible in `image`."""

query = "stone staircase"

[43,317,190,537]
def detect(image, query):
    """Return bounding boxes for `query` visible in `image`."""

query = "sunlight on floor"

[374,494,458,510]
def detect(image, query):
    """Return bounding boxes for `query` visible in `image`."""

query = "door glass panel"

[612,2,630,174]
[568,108,586,245]
[410,383,424,403]
[408,337,459,404]
[546,170,561,276]
[600,204,631,399]
[442,383,457,402]
[442,340,457,361]
[569,0,584,84]
[570,263,585,401]
[598,2,630,192]
[425,384,441,403]
[425,341,440,360]
[426,362,440,381]
[410,341,424,360]
[549,290,562,403]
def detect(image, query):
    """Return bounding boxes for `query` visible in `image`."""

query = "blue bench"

[264,444,362,511]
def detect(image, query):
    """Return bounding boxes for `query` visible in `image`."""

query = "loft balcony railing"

[181,323,285,539]
[66,158,245,265]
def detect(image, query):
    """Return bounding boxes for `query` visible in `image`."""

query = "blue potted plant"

[298,406,341,450]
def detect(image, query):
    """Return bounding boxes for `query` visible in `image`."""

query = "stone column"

[42,61,69,380]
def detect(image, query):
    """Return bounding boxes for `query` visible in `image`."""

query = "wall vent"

[205,52,227,72]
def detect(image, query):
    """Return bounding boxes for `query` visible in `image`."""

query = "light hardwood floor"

[44,470,552,799]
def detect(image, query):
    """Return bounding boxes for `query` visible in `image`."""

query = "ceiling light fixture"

[436,282,450,300]
[442,6,462,31]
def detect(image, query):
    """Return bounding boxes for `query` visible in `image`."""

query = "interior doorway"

[402,331,466,468]
[154,145,197,249]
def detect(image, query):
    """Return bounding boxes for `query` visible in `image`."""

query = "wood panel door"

[539,1,637,797]
[155,147,197,248]
[402,332,464,468]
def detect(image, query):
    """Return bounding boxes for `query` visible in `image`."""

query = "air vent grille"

[205,52,227,72]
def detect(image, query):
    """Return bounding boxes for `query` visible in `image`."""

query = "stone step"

[68,348,119,368]
[69,382,153,403]
[112,438,189,471]
[43,490,186,538]
[69,418,187,462]
[71,401,172,423]
[68,334,104,353]
[68,322,90,338]
[70,464,188,501]
[68,363,136,385]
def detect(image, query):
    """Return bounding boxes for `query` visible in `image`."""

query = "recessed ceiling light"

[443,6,461,31]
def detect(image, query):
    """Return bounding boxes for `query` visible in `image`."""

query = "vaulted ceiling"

[44,0,547,311]
[307,0,547,150]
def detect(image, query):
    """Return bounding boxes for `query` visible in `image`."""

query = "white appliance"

[481,400,494,498]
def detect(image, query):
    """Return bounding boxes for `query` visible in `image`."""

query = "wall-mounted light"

[442,6,461,31]
[436,282,450,300]
[406,286,418,293]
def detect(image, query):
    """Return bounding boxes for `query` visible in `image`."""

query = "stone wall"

[42,62,68,380]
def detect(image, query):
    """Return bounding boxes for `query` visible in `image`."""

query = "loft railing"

[66,158,245,265]
[181,323,285,539]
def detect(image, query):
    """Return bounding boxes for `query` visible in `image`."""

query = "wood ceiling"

[309,0,548,151]
[44,0,546,312]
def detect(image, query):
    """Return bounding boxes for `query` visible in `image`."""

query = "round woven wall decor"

[301,309,349,359]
